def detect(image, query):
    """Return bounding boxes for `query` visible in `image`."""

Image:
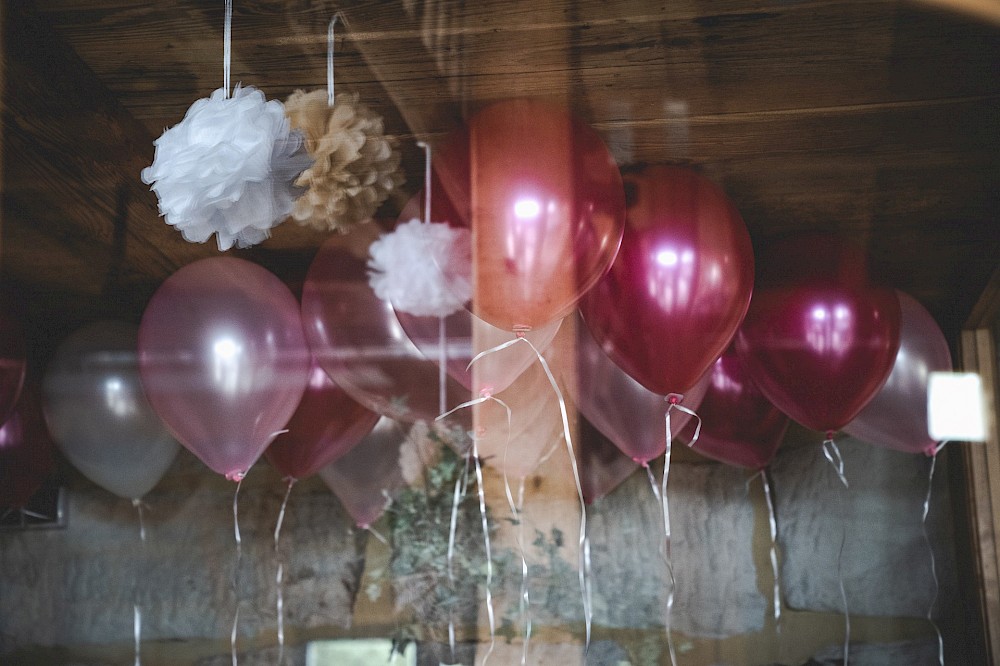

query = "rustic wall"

[0,425,969,665]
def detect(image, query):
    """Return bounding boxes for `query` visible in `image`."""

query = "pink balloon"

[687,346,789,470]
[844,291,952,454]
[578,418,640,504]
[580,165,754,396]
[736,275,901,434]
[301,238,471,426]
[574,314,710,465]
[318,416,409,528]
[265,361,381,480]
[138,257,310,480]
[431,99,626,331]
[394,307,561,396]
[0,388,55,509]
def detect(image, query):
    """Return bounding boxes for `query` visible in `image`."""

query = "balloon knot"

[475,425,487,438]
[825,430,835,442]
[479,387,493,399]
[666,393,681,405]
[513,324,531,339]
[226,470,246,483]
[637,458,650,468]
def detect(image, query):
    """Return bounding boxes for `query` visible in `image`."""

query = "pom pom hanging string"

[223,0,231,97]
[416,139,449,417]
[821,431,850,666]
[272,478,296,666]
[327,14,339,107]
[924,442,948,666]
[132,499,147,666]
[466,335,594,651]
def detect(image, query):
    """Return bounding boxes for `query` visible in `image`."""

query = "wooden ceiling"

[2,0,999,361]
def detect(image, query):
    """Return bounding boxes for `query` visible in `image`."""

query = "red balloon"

[735,283,901,433]
[844,291,952,454]
[0,297,27,427]
[301,237,470,426]
[432,99,626,331]
[138,257,310,481]
[580,165,754,396]
[318,416,409,529]
[574,313,710,464]
[265,362,380,480]
[687,346,789,470]
[0,389,55,509]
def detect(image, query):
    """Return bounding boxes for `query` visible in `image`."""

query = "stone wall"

[0,427,975,665]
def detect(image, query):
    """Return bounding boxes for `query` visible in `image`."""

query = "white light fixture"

[928,372,989,442]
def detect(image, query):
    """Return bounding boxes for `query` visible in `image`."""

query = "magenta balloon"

[580,166,754,396]
[0,300,27,426]
[265,361,380,480]
[574,315,710,465]
[688,346,789,470]
[844,291,952,454]
[735,284,901,433]
[394,307,561,396]
[318,416,409,529]
[0,389,55,509]
[301,237,471,426]
[138,257,310,480]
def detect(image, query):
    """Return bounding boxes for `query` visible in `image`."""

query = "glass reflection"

[804,301,855,356]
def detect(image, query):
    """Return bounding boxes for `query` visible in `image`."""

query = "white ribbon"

[231,475,245,666]
[327,14,339,107]
[923,446,946,666]
[273,479,296,665]
[223,0,232,98]
[132,499,147,666]
[821,434,850,665]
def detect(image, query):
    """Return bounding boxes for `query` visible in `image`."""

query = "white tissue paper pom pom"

[285,89,403,233]
[140,84,312,251]
[368,219,472,317]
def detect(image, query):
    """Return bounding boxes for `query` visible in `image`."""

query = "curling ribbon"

[231,475,245,666]
[132,499,147,666]
[273,478,296,665]
[924,443,948,666]
[821,432,850,665]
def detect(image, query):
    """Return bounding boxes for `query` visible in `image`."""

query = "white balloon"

[43,321,179,500]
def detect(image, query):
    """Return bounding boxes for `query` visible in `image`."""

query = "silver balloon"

[43,321,179,500]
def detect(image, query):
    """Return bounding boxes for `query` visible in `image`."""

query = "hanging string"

[273,478,296,666]
[502,476,532,665]
[820,432,850,665]
[223,0,232,98]
[231,475,245,666]
[923,443,947,666]
[472,437,497,664]
[438,392,512,661]
[327,14,340,107]
[468,334,594,649]
[132,499,147,666]
[415,139,448,417]
[652,394,700,666]
[759,470,782,631]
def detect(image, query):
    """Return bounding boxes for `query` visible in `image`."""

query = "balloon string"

[132,499,147,666]
[273,479,296,666]
[445,451,471,661]
[417,141,432,226]
[327,14,340,107]
[472,438,497,665]
[760,469,782,631]
[821,435,850,665]
[821,436,849,489]
[223,0,232,97]
[231,475,244,666]
[923,452,945,666]
[437,393,511,660]
[502,476,531,665]
[660,402,680,666]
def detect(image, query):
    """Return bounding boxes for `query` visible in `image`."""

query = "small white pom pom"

[141,85,312,251]
[367,219,472,317]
